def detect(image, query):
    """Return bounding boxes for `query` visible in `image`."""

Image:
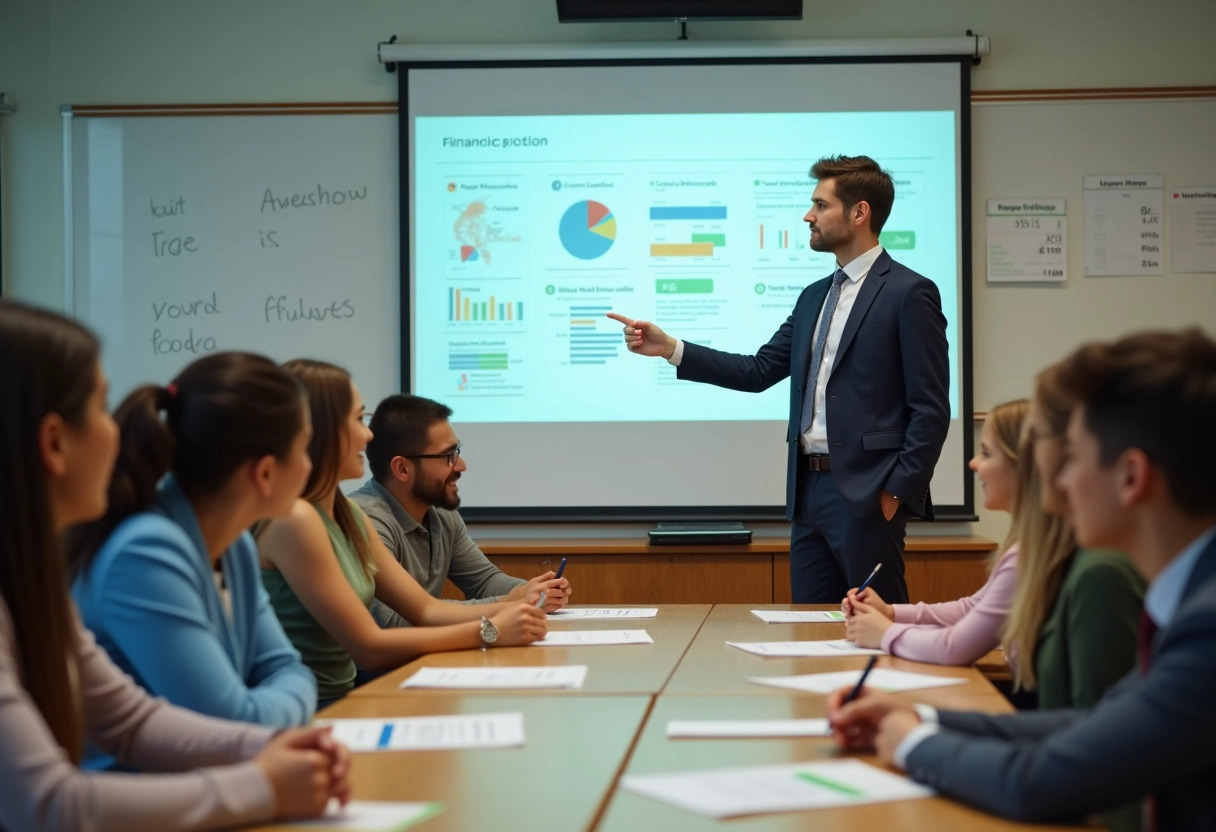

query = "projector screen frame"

[396,53,975,523]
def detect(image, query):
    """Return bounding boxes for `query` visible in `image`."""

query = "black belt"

[805,453,832,472]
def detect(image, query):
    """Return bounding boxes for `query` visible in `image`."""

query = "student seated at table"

[828,329,1216,832]
[67,353,318,765]
[350,393,571,625]
[0,300,347,832]
[841,399,1028,665]
[257,359,547,706]
[999,363,1144,711]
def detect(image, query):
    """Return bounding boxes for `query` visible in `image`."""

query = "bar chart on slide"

[648,205,728,261]
[568,305,619,365]
[449,288,524,323]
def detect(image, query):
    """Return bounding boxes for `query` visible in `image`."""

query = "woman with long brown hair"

[0,300,348,831]
[258,359,547,706]
[1002,364,1144,709]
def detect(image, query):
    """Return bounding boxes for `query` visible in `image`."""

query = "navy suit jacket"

[906,533,1216,830]
[678,250,950,520]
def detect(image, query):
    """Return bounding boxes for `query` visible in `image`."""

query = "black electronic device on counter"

[647,522,753,545]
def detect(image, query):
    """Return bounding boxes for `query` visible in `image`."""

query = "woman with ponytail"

[0,300,348,831]
[68,352,318,758]
[258,359,547,706]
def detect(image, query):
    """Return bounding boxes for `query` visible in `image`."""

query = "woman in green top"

[1003,363,1146,711]
[258,360,547,705]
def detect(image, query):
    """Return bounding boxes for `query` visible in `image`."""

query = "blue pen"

[554,557,568,580]
[855,563,883,595]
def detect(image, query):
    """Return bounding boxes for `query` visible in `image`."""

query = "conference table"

[251,605,1096,831]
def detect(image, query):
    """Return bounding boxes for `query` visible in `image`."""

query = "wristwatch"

[479,615,499,651]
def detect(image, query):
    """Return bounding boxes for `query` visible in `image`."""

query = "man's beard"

[413,473,460,510]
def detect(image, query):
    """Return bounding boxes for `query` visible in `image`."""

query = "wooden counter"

[449,534,997,606]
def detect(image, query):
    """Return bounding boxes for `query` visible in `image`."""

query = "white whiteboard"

[65,109,401,413]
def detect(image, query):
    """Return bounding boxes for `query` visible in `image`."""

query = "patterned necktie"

[799,269,849,435]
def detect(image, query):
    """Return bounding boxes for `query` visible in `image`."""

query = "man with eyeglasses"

[350,394,571,627]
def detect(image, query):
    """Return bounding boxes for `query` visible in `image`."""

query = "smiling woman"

[257,359,549,707]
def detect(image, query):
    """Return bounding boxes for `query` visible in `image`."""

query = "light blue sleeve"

[77,518,315,728]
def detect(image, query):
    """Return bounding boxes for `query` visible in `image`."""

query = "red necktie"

[1139,609,1158,674]
[1139,610,1159,832]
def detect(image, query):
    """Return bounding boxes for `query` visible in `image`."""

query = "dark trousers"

[789,466,910,604]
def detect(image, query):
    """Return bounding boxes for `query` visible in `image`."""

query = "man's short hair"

[366,394,453,482]
[810,155,896,234]
[1055,328,1216,515]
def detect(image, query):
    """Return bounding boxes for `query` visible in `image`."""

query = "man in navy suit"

[827,328,1216,832]
[609,155,949,603]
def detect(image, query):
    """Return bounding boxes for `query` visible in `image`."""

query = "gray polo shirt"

[348,479,525,628]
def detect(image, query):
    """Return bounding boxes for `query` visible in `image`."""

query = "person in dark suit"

[608,155,950,603]
[827,328,1216,832]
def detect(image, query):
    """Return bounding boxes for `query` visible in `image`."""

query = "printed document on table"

[533,629,653,646]
[621,758,932,818]
[667,719,831,738]
[285,800,443,830]
[548,607,658,619]
[400,665,588,690]
[728,640,882,658]
[751,610,846,623]
[747,668,969,694]
[316,712,524,751]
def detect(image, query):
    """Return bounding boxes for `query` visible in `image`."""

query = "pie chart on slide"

[559,200,616,260]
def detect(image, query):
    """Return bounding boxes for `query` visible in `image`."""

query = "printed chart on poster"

[413,111,960,424]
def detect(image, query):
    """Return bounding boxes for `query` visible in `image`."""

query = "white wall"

[4,0,1215,541]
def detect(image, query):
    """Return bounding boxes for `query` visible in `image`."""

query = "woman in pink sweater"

[841,399,1028,665]
[0,300,350,832]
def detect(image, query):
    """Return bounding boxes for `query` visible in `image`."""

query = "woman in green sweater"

[1004,364,1145,832]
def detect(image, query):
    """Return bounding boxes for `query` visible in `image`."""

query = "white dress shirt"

[800,244,883,454]
[669,244,885,458]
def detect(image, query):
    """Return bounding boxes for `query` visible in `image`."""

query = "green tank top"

[261,500,376,700]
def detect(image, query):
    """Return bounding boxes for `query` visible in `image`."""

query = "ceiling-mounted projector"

[556,0,803,22]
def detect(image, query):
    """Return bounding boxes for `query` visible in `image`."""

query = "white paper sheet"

[1083,174,1164,276]
[1169,186,1216,273]
[547,607,659,619]
[728,640,882,658]
[621,759,932,818]
[747,668,969,694]
[316,713,524,751]
[751,610,845,623]
[985,198,1067,282]
[284,800,442,830]
[666,719,831,738]
[400,665,588,690]
[533,629,653,646]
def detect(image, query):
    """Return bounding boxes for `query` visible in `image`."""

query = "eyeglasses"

[410,444,462,467]
[360,413,373,425]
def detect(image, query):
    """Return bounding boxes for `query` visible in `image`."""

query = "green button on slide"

[655,279,714,294]
[879,230,916,249]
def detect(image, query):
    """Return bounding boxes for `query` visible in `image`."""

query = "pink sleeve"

[0,605,276,832]
[880,545,1019,665]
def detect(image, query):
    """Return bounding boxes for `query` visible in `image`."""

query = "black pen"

[844,654,880,704]
[827,655,880,736]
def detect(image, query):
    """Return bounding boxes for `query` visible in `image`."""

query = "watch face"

[480,617,499,645]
